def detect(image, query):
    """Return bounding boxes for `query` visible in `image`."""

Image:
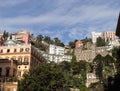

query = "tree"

[44,36,54,44]
[2,30,9,40]
[37,34,44,41]
[19,62,68,91]
[96,37,106,47]
[69,39,77,48]
[112,47,119,60]
[93,54,103,79]
[54,37,64,47]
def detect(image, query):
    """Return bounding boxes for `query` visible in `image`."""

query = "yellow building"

[0,59,18,91]
[0,39,46,78]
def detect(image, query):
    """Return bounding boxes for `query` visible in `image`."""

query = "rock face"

[74,44,109,62]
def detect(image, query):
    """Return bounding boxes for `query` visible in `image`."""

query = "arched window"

[7,49,10,53]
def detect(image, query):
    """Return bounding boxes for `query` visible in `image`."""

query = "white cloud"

[0,0,120,43]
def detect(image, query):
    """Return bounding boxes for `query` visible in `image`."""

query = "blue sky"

[0,0,120,44]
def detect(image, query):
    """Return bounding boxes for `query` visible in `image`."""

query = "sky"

[0,0,120,44]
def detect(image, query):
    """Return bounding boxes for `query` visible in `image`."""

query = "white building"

[106,39,120,51]
[42,45,72,63]
[92,32,102,43]
[42,53,72,63]
[86,73,99,87]
[49,44,65,55]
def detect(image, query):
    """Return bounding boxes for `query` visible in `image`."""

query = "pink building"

[12,30,30,44]
[75,40,83,48]
[103,31,115,42]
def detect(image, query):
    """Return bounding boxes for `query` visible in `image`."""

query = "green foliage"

[69,41,75,48]
[112,47,119,60]
[19,62,67,91]
[88,82,104,91]
[68,39,78,48]
[2,30,9,40]
[111,47,120,73]
[93,54,116,87]
[54,37,64,47]
[96,37,106,47]
[81,37,92,44]
[19,60,89,91]
[44,36,54,44]
[71,54,77,62]
[37,34,44,41]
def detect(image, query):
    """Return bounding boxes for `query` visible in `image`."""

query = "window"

[0,68,2,76]
[7,49,10,53]
[6,68,10,77]
[24,57,29,65]
[14,49,17,52]
[0,49,3,53]
[20,48,23,52]
[18,57,22,65]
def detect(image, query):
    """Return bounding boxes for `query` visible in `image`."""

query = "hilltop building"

[43,44,72,63]
[103,31,115,42]
[11,30,31,44]
[91,32,102,43]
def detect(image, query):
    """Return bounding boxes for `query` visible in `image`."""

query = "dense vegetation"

[19,59,89,91]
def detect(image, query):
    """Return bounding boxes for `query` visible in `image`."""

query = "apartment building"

[103,31,115,42]
[0,40,46,78]
[49,44,65,55]
[42,53,72,63]
[42,44,72,63]
[92,32,102,43]
[12,30,30,44]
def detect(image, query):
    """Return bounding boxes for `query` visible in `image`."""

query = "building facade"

[0,59,18,91]
[42,44,72,63]
[49,44,65,55]
[0,43,45,78]
[103,31,115,42]
[91,32,102,43]
[12,30,30,44]
[42,53,72,63]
